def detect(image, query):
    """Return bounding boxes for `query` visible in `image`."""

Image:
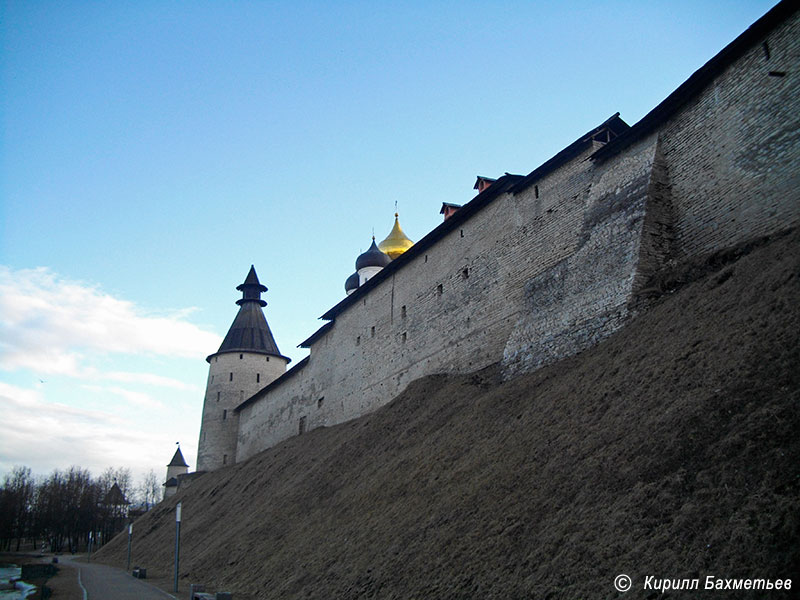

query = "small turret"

[164,445,189,499]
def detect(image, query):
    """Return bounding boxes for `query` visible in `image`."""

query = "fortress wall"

[236,8,799,462]
[502,136,661,377]
[237,148,598,460]
[659,11,799,260]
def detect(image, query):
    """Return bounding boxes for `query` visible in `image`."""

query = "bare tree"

[137,469,162,510]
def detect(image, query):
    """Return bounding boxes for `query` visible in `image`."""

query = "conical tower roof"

[208,266,290,362]
[378,213,414,259]
[168,447,188,467]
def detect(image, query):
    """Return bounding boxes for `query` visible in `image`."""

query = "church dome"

[345,271,359,294]
[379,213,414,259]
[356,238,392,271]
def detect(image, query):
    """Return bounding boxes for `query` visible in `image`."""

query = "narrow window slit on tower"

[257,373,261,383]
[437,284,443,296]
[239,353,243,359]
[371,326,376,337]
[535,185,539,198]
[768,71,786,77]
[356,336,361,346]
[229,372,233,381]
[460,229,464,238]
[223,454,227,465]
[402,332,407,343]
[216,391,220,402]
[222,409,227,421]
[462,267,469,279]
[299,416,307,435]
[762,41,771,60]
[318,397,324,409]
[401,305,407,319]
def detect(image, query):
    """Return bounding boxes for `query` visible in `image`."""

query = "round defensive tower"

[196,266,290,471]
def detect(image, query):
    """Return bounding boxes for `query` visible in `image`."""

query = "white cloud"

[0,381,198,483]
[81,384,165,410]
[0,267,209,481]
[101,370,202,392]
[0,266,221,376]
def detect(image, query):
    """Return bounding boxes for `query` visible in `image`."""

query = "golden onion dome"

[378,213,414,260]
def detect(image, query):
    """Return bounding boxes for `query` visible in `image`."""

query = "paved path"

[59,555,176,600]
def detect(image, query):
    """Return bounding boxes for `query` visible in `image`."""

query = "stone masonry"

[227,3,799,466]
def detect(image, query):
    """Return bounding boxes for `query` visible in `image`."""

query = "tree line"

[0,465,162,553]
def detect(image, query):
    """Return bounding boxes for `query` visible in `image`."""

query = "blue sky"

[0,0,776,484]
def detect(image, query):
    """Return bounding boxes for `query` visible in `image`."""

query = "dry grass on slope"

[96,229,800,600]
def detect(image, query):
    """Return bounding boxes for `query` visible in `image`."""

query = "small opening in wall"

[229,372,233,381]
[223,454,227,465]
[299,416,307,435]
[436,284,443,297]
[371,326,375,337]
[460,229,464,238]
[356,335,361,346]
[216,391,220,402]
[461,267,469,280]
[239,353,243,359]
[425,254,428,263]
[257,373,260,383]
[223,409,227,421]
[402,332,407,343]
[401,305,407,319]
[240,390,244,401]
[535,185,539,199]
[762,41,771,60]
[768,71,786,77]
[318,397,325,409]
[266,356,270,362]
[211,375,214,383]
[363,299,367,306]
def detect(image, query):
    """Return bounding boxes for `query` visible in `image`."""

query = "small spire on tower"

[236,265,268,307]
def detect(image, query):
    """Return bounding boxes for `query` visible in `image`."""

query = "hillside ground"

[95,228,799,599]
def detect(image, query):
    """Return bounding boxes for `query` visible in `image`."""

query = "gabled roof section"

[512,113,629,194]
[168,447,188,467]
[592,0,797,162]
[299,321,334,348]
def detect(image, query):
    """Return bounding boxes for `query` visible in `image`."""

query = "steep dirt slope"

[97,229,799,599]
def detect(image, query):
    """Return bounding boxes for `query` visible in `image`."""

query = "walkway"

[59,555,176,600]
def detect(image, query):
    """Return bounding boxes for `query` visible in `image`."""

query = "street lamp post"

[173,502,182,593]
[126,523,133,572]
